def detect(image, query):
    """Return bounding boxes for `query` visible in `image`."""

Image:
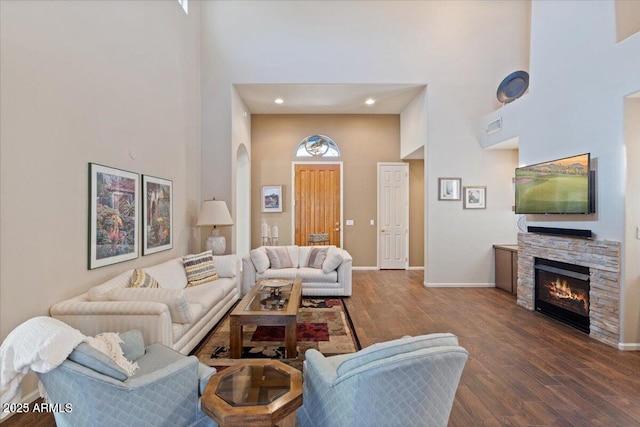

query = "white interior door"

[378,163,408,269]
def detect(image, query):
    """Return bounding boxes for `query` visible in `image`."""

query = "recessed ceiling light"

[365,98,375,105]
[274,98,284,104]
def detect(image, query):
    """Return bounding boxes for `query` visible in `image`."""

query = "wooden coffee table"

[201,360,303,427]
[229,278,302,359]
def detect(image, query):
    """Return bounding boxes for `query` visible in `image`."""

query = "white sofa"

[241,245,352,296]
[50,254,239,354]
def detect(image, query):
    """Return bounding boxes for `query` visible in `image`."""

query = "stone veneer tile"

[516,233,620,348]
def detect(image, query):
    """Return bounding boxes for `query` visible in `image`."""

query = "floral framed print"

[438,178,462,201]
[463,186,486,209]
[142,175,173,255]
[89,163,139,269]
[262,185,283,212]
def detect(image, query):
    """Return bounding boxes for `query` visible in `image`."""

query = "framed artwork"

[463,186,487,209]
[262,185,283,212]
[142,175,173,255]
[88,163,139,269]
[438,178,462,201]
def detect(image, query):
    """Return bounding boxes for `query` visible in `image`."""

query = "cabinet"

[493,245,518,295]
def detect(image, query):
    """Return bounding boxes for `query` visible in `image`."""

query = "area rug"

[194,298,360,371]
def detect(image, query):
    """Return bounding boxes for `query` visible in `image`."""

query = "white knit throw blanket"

[1,317,138,420]
[85,333,138,376]
[0,317,85,420]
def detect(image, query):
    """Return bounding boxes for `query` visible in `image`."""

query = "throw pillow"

[213,254,237,278]
[265,247,294,269]
[182,251,219,287]
[250,247,270,273]
[322,247,343,273]
[87,332,139,376]
[107,287,193,324]
[119,330,145,361]
[143,259,188,289]
[307,247,328,269]
[130,269,159,288]
[68,343,129,381]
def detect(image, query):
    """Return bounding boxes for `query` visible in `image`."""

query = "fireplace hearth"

[535,258,590,333]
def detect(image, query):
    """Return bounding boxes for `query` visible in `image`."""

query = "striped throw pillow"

[307,247,328,269]
[183,251,219,287]
[130,269,159,288]
[265,247,294,269]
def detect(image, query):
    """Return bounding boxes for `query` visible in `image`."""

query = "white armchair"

[297,333,468,427]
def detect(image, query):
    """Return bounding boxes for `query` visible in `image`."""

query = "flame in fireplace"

[546,278,588,313]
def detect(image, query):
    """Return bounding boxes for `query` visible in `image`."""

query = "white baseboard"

[618,342,640,351]
[352,266,425,271]
[22,388,40,404]
[0,389,40,421]
[424,282,495,288]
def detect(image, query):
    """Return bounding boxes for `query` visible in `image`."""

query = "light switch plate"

[346,219,354,226]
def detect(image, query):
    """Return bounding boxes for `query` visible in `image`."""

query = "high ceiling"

[234,84,426,114]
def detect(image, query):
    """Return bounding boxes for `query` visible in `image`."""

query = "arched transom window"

[295,135,341,157]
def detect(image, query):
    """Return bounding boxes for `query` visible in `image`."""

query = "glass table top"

[244,283,293,312]
[215,364,292,407]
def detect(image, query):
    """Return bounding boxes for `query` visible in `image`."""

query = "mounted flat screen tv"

[515,153,595,214]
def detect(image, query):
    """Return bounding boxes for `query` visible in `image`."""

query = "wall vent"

[486,118,502,134]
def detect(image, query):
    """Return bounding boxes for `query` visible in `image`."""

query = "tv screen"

[515,153,594,214]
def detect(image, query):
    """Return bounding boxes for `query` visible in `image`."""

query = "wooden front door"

[294,163,341,247]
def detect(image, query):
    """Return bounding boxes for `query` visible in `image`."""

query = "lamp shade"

[197,200,233,227]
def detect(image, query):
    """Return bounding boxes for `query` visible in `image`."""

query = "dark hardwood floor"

[4,270,640,426]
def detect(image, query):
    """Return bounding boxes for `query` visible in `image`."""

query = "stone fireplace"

[535,257,590,333]
[517,232,621,347]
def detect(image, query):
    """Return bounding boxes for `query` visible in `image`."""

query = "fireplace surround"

[517,233,620,347]
[534,257,590,333]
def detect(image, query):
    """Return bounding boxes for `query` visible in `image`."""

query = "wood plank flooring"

[4,270,639,426]
[345,270,640,427]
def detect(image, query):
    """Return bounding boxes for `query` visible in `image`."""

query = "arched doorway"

[235,144,250,258]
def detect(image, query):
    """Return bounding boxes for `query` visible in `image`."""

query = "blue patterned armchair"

[37,331,216,427]
[297,333,468,427]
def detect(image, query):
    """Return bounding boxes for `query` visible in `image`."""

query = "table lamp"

[197,199,233,255]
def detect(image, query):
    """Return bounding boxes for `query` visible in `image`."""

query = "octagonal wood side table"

[202,360,303,427]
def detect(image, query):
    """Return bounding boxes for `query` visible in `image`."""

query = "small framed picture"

[438,178,462,201]
[262,185,282,212]
[88,163,139,269]
[142,175,173,255]
[463,186,486,209]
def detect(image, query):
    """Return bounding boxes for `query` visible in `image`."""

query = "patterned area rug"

[194,298,360,371]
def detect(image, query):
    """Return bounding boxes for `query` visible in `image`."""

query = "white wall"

[231,87,252,258]
[521,1,640,239]
[200,0,530,285]
[624,97,640,347]
[0,0,201,397]
[400,87,428,159]
[519,1,640,345]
